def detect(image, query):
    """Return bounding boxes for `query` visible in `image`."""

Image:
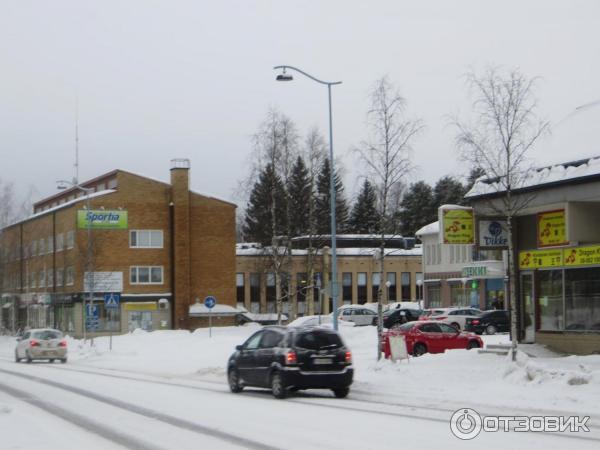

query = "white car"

[336,306,377,326]
[437,308,482,330]
[15,328,67,363]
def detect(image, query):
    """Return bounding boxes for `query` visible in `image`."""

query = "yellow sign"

[442,209,474,244]
[564,245,600,267]
[537,210,567,247]
[519,249,563,269]
[124,302,157,311]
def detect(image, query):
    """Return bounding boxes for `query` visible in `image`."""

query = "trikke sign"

[77,210,128,229]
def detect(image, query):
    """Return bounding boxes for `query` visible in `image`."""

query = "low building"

[235,234,423,319]
[467,156,600,354]
[0,159,236,336]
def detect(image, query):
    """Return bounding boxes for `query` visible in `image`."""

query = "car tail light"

[30,339,40,347]
[472,319,480,325]
[345,351,352,364]
[59,340,67,348]
[285,351,297,365]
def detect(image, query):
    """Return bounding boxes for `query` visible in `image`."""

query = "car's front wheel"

[60,358,67,364]
[332,387,349,398]
[451,322,460,330]
[467,340,480,350]
[413,343,427,357]
[228,368,243,393]
[486,324,497,335]
[271,371,287,399]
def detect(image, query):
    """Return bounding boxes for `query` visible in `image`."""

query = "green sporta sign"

[77,210,128,229]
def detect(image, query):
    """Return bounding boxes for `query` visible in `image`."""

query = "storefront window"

[128,311,152,332]
[450,284,469,306]
[485,278,505,310]
[538,270,563,331]
[565,268,600,331]
[342,273,352,305]
[426,284,441,307]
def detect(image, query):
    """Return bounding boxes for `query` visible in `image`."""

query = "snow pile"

[504,352,596,387]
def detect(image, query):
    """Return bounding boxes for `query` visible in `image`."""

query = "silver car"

[15,328,68,363]
[337,306,378,326]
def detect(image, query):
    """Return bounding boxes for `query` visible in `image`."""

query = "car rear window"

[397,322,416,332]
[295,330,343,350]
[32,330,62,340]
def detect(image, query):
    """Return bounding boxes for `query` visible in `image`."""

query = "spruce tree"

[288,156,311,237]
[433,176,466,209]
[243,163,287,245]
[315,158,349,235]
[399,181,436,236]
[348,179,380,234]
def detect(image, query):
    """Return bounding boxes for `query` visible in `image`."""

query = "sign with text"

[441,207,474,244]
[519,249,563,269]
[84,272,123,293]
[462,266,487,278]
[77,210,128,229]
[537,210,567,248]
[478,220,508,248]
[564,245,600,267]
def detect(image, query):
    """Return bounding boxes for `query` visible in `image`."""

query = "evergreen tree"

[243,163,287,245]
[399,181,436,236]
[348,179,380,234]
[315,158,349,234]
[466,167,486,191]
[433,176,466,209]
[288,156,311,237]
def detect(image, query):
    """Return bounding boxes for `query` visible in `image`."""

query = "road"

[0,357,598,450]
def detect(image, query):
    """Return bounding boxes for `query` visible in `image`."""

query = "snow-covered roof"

[241,313,288,322]
[466,156,600,198]
[415,221,439,237]
[236,246,421,257]
[189,304,243,316]
[291,234,405,240]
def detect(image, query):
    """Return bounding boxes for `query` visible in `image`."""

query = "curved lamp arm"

[273,65,342,86]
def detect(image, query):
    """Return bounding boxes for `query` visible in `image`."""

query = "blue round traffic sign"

[204,296,216,309]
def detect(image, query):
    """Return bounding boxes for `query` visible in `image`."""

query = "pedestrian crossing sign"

[104,293,120,309]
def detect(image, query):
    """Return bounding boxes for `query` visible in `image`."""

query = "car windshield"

[294,330,343,350]
[31,330,62,340]
[397,322,416,332]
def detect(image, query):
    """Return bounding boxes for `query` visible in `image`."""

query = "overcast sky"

[1,1,599,210]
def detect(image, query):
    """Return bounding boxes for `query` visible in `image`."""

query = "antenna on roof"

[74,96,79,185]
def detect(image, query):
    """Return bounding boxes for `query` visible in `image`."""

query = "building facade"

[0,160,236,336]
[236,235,423,320]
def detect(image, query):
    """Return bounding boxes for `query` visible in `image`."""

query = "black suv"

[227,326,353,399]
[382,308,422,329]
[464,310,510,335]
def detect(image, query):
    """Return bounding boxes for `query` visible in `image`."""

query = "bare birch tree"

[356,76,423,359]
[454,66,549,361]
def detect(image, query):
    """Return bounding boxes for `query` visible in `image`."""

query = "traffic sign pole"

[204,296,217,338]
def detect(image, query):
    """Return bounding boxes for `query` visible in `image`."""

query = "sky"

[1,0,599,210]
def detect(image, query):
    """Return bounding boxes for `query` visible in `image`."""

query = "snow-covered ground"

[0,325,598,449]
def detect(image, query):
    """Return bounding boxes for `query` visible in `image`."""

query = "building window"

[296,273,308,313]
[30,271,37,288]
[31,241,37,257]
[416,272,423,300]
[39,238,45,255]
[56,233,64,252]
[450,283,469,307]
[426,283,442,307]
[66,267,74,286]
[249,273,260,313]
[66,231,74,249]
[386,272,397,301]
[236,273,245,308]
[97,182,106,191]
[372,272,381,302]
[539,269,563,331]
[266,272,276,312]
[130,230,164,248]
[401,272,411,300]
[47,269,54,288]
[357,272,367,304]
[47,236,54,254]
[56,268,64,287]
[130,266,163,284]
[565,267,600,331]
[342,273,352,305]
[39,270,46,288]
[107,178,118,189]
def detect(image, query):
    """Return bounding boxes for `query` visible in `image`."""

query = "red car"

[382,321,483,357]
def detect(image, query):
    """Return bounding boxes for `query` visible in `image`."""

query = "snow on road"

[0,324,598,449]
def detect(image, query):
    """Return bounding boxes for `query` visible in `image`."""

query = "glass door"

[521,272,535,343]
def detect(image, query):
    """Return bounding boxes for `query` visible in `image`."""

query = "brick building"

[0,160,236,336]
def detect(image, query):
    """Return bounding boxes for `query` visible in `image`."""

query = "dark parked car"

[227,326,353,399]
[464,310,510,335]
[382,308,422,329]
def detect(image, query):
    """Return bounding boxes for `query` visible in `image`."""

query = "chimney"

[170,159,191,328]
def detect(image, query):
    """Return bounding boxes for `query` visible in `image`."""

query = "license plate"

[314,358,332,365]
[43,351,56,356]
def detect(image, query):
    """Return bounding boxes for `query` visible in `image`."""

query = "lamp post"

[57,180,94,342]
[274,65,342,330]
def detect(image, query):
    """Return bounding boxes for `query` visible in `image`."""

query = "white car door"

[17,331,30,357]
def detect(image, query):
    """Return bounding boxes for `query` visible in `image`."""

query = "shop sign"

[519,249,563,269]
[77,210,128,229]
[441,207,474,244]
[125,302,157,311]
[462,266,487,277]
[564,245,600,267]
[478,220,508,248]
[537,210,567,247]
[84,272,123,293]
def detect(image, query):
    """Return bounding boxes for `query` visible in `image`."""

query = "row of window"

[2,265,164,290]
[424,243,473,266]
[35,178,118,213]
[1,230,164,264]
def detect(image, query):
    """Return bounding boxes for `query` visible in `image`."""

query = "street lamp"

[57,180,94,342]
[274,64,342,330]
